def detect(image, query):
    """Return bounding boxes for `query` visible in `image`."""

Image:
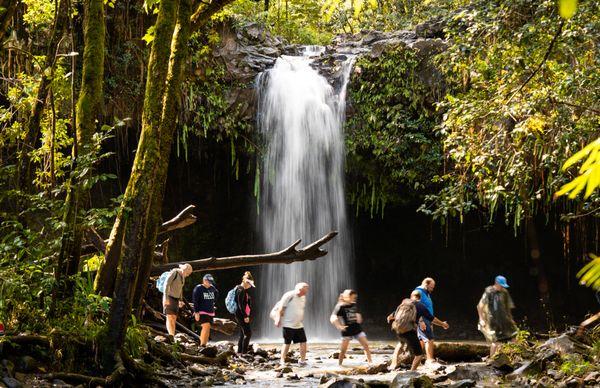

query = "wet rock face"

[203,21,447,123]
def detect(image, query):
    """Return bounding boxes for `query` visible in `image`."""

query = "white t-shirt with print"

[280,290,306,329]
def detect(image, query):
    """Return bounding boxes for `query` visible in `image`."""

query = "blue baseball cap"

[203,274,215,285]
[495,275,509,288]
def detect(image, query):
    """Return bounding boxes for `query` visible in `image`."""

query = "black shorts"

[163,296,179,315]
[397,330,424,356]
[197,314,214,324]
[283,327,307,344]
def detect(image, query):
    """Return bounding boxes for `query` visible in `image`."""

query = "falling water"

[256,48,355,339]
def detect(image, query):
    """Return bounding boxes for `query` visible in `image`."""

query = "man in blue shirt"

[414,277,449,363]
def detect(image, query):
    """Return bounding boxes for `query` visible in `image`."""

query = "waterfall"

[256,48,355,340]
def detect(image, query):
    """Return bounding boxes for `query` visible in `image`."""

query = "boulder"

[14,356,36,373]
[540,333,591,356]
[319,377,369,388]
[487,352,514,372]
[1,377,21,388]
[390,372,433,388]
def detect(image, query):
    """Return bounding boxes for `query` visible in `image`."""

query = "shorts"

[398,330,424,356]
[417,319,434,342]
[342,331,367,341]
[163,296,179,315]
[283,327,307,344]
[197,314,214,324]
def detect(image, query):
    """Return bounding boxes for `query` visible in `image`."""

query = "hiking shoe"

[297,360,307,367]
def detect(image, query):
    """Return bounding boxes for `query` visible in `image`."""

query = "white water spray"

[256,49,355,339]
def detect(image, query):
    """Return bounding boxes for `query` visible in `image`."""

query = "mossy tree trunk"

[98,0,180,366]
[132,0,193,311]
[97,0,238,367]
[56,0,105,295]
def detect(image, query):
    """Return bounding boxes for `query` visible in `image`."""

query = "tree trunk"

[132,0,193,312]
[150,231,338,275]
[17,0,69,192]
[94,0,178,297]
[98,0,179,368]
[56,0,105,294]
[0,0,18,44]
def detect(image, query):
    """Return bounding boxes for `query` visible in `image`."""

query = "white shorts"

[343,331,367,341]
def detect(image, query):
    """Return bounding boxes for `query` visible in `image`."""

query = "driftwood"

[158,205,197,235]
[151,231,338,275]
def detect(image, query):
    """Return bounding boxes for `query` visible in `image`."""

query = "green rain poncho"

[477,286,518,342]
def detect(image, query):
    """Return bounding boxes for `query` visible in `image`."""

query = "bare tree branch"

[150,231,338,275]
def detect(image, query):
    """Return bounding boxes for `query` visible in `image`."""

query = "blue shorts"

[417,319,434,342]
[342,331,366,341]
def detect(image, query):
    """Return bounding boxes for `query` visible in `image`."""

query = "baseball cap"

[495,275,509,288]
[203,274,215,285]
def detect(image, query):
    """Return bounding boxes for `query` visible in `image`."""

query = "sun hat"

[495,275,509,288]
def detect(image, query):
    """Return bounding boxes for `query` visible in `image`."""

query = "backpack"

[391,299,417,334]
[156,270,173,294]
[225,286,240,314]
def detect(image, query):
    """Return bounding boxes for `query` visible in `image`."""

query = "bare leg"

[390,342,403,370]
[357,336,372,363]
[339,339,350,366]
[200,323,211,346]
[166,314,177,336]
[281,343,291,365]
[425,340,435,361]
[299,342,307,362]
[490,342,498,357]
[411,355,423,371]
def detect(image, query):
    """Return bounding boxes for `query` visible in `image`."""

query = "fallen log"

[41,373,106,386]
[151,231,338,275]
[434,341,490,361]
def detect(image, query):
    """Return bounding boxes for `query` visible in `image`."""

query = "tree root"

[41,372,106,386]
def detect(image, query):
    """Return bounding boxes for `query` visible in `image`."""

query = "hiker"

[234,271,255,354]
[162,263,193,337]
[330,289,373,366]
[387,291,433,371]
[193,274,219,346]
[414,277,449,363]
[273,282,309,366]
[477,275,518,356]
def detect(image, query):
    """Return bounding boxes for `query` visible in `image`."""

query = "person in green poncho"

[477,275,518,356]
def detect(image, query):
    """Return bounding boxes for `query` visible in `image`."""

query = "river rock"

[445,380,476,388]
[319,377,369,388]
[198,346,219,358]
[1,377,21,388]
[14,356,36,373]
[488,352,514,372]
[540,333,591,356]
[390,372,433,388]
[584,371,600,385]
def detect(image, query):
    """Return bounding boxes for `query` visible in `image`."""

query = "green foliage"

[124,316,149,358]
[420,0,600,228]
[496,329,535,360]
[577,254,600,291]
[224,0,333,44]
[559,354,595,376]
[556,138,600,200]
[345,46,441,215]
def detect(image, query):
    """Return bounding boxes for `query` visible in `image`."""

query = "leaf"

[558,0,578,19]
[577,254,600,290]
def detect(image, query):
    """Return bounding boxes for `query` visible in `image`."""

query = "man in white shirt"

[275,282,309,366]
